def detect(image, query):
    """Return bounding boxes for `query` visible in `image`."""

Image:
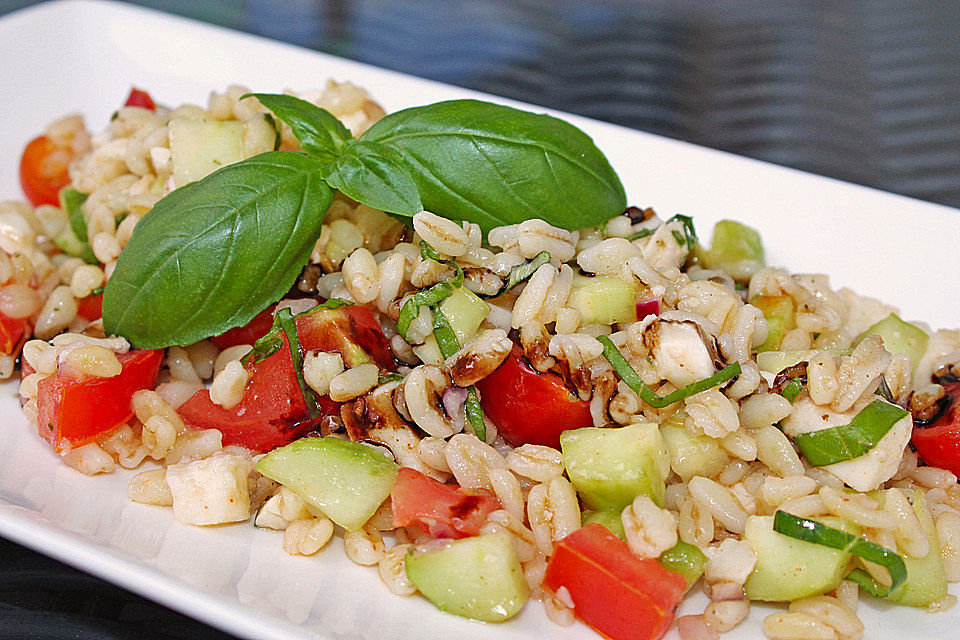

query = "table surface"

[1,0,958,638]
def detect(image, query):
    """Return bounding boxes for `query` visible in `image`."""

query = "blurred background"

[1,0,959,638]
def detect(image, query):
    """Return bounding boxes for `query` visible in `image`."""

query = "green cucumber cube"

[439,287,490,344]
[856,313,929,372]
[744,515,857,601]
[885,491,948,607]
[169,119,245,186]
[751,295,796,352]
[404,532,528,622]
[582,509,627,540]
[568,274,642,325]
[255,437,397,532]
[698,220,765,270]
[658,541,708,589]
[561,423,669,510]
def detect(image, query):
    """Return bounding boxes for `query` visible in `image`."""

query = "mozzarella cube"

[165,453,253,526]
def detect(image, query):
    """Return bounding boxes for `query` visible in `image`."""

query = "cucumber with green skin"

[696,219,765,273]
[856,313,929,373]
[567,274,642,325]
[658,541,707,590]
[561,423,669,510]
[883,490,948,607]
[404,532,528,622]
[582,509,627,540]
[751,295,796,353]
[255,437,397,532]
[744,514,857,601]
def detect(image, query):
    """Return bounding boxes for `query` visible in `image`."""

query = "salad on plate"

[4,80,960,640]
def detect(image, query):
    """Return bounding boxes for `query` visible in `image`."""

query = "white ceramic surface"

[0,2,958,639]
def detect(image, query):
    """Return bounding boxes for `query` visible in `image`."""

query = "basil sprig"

[597,335,741,409]
[773,510,907,595]
[104,93,624,348]
[792,400,908,466]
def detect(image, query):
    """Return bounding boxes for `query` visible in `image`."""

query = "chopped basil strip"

[89,286,104,297]
[275,307,321,419]
[626,227,655,242]
[781,379,803,403]
[844,568,896,599]
[773,510,906,594]
[793,400,908,466]
[243,298,354,365]
[378,373,404,385]
[875,375,896,403]
[598,335,741,409]
[432,307,486,441]
[668,214,697,249]
[505,251,551,291]
[60,186,89,242]
[432,307,461,359]
[397,243,465,342]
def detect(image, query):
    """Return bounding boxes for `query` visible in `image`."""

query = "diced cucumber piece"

[660,419,729,482]
[439,287,490,344]
[756,349,851,374]
[856,313,929,372]
[751,295,796,352]
[169,119,245,186]
[405,532,528,622]
[568,274,642,325]
[52,225,98,264]
[59,186,89,241]
[582,509,626,540]
[884,491,948,607]
[255,437,397,531]
[561,423,669,510]
[658,541,707,590]
[698,220,765,270]
[744,515,857,601]
[412,335,443,366]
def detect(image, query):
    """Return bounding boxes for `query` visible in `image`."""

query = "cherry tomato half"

[20,135,74,207]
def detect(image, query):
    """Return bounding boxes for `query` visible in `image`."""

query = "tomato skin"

[20,135,74,207]
[76,293,103,323]
[0,313,29,354]
[210,304,276,349]
[912,381,960,475]
[36,349,163,452]
[124,88,156,110]
[475,346,592,449]
[543,524,687,640]
[391,468,501,539]
[179,305,391,451]
[178,332,340,451]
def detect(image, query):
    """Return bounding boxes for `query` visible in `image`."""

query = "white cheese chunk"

[165,453,253,526]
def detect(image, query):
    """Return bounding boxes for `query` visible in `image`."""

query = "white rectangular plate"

[1,2,957,639]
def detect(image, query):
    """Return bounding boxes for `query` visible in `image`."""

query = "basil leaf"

[249,93,351,162]
[793,400,909,466]
[598,335,741,409]
[321,140,422,215]
[360,99,625,233]
[433,307,486,441]
[774,510,907,594]
[60,186,89,242]
[103,152,332,348]
[275,308,321,418]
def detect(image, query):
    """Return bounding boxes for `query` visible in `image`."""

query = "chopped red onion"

[442,385,469,418]
[635,298,661,321]
[676,614,720,640]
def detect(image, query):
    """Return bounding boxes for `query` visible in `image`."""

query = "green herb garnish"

[433,307,486,441]
[598,335,741,409]
[104,94,625,348]
[792,400,908,466]
[773,510,906,595]
[781,378,803,402]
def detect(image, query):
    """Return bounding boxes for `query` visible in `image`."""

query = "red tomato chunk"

[543,524,687,640]
[391,468,501,539]
[20,135,74,207]
[123,88,156,110]
[476,346,592,449]
[37,349,163,453]
[912,380,960,476]
[0,313,29,355]
[179,304,394,452]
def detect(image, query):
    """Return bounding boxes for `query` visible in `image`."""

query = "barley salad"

[5,81,960,640]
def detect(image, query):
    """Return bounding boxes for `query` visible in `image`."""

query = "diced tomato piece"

[20,135,74,207]
[912,380,960,475]
[475,346,592,449]
[180,304,393,451]
[391,468,501,539]
[210,304,276,349]
[0,313,29,354]
[296,304,395,370]
[123,88,156,110]
[76,293,103,323]
[36,349,163,452]
[178,331,339,451]
[543,524,687,640]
